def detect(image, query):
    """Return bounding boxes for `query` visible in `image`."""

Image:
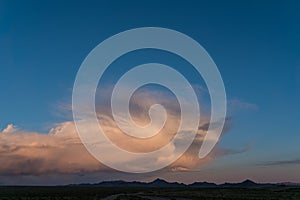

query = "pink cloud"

[0,89,242,177]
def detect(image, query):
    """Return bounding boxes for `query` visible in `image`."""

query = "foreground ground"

[0,186,300,200]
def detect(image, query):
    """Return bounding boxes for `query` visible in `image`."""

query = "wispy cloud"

[259,159,300,166]
[227,99,258,112]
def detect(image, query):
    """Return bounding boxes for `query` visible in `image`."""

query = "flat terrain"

[0,186,300,200]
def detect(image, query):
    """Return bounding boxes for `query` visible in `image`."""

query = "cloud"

[1,124,17,134]
[259,159,300,166]
[0,122,108,176]
[0,88,247,180]
[0,119,207,176]
[227,99,258,112]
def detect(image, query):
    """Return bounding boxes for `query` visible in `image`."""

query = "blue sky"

[0,0,299,184]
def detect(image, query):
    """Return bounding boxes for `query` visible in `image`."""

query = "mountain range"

[71,178,300,188]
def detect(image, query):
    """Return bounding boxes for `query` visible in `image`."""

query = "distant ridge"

[70,179,300,188]
[219,179,274,187]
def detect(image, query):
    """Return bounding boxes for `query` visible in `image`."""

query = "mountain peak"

[152,178,168,183]
[242,179,256,184]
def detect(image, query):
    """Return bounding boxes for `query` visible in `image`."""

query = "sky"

[0,0,300,185]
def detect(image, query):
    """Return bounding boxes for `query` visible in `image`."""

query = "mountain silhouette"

[70,179,296,188]
[189,181,218,188]
[220,179,270,187]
